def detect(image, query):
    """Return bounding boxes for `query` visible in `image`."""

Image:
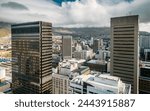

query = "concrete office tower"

[110,15,139,94]
[70,74,131,94]
[11,21,52,94]
[93,39,100,53]
[62,36,72,60]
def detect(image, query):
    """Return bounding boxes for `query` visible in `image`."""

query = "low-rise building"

[85,60,108,73]
[0,62,12,77]
[70,73,131,94]
[52,59,89,94]
[74,49,94,60]
[0,67,5,82]
[0,67,11,93]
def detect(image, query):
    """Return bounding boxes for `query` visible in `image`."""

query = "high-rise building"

[140,35,150,49]
[139,35,150,61]
[110,15,139,94]
[62,36,72,60]
[70,74,131,94]
[139,62,150,94]
[11,21,52,94]
[90,37,94,46]
[93,39,100,52]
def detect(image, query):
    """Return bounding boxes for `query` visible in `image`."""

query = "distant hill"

[0,22,11,28]
[0,22,11,38]
[0,21,150,39]
[53,27,150,39]
[0,28,10,37]
[53,27,110,39]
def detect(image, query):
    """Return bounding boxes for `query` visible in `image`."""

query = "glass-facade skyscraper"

[11,21,52,94]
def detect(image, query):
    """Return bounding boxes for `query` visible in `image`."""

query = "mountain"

[0,22,11,38]
[0,22,111,39]
[53,27,110,39]
[0,22,11,28]
[0,22,150,39]
[0,28,10,38]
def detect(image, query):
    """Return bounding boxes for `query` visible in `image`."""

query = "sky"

[0,0,150,32]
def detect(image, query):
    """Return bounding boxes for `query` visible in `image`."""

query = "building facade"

[85,60,107,73]
[12,21,52,94]
[62,36,72,60]
[110,15,139,94]
[93,39,100,53]
[74,49,93,60]
[70,74,131,94]
[52,59,89,94]
[139,35,150,61]
[139,62,150,94]
[52,73,69,94]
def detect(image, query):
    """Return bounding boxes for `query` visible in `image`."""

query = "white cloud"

[140,23,150,32]
[0,0,150,32]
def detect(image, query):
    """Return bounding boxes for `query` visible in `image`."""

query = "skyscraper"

[62,36,72,60]
[11,21,52,94]
[93,39,100,53]
[139,62,150,94]
[110,15,139,94]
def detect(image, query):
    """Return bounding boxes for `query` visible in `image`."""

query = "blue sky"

[53,0,76,6]
[53,0,133,5]
[52,0,134,6]
[0,0,150,32]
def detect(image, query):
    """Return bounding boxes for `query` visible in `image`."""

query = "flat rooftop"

[71,74,120,86]
[87,60,106,65]
[72,66,89,74]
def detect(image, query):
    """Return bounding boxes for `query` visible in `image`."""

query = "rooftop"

[87,60,106,65]
[70,73,131,94]
[59,59,86,70]
[72,66,89,74]
[71,74,120,86]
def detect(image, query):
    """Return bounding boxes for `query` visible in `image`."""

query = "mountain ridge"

[0,22,150,38]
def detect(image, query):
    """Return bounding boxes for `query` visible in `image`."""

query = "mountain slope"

[0,28,10,37]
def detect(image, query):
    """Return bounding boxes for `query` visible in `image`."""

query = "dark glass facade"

[139,68,150,94]
[11,21,52,94]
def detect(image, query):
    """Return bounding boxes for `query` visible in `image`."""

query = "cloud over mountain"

[0,0,150,32]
